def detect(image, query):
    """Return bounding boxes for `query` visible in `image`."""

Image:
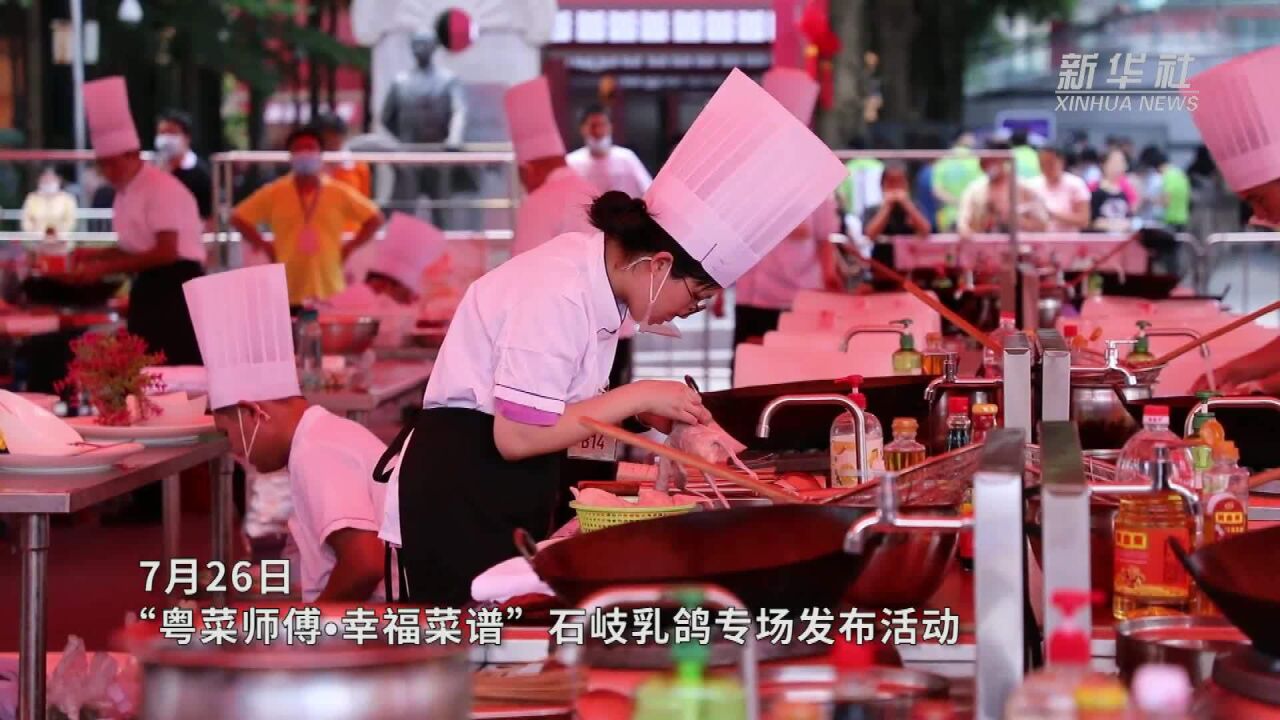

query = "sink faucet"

[1184,396,1280,438]
[1101,339,1142,386]
[838,324,906,352]
[923,354,1000,403]
[843,471,971,554]
[758,393,868,485]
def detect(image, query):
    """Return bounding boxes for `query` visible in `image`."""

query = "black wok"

[22,274,125,307]
[519,504,957,613]
[1173,526,1280,656]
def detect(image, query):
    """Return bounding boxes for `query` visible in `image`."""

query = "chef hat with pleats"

[1187,45,1280,192]
[183,265,300,410]
[504,76,566,165]
[762,67,820,126]
[368,212,447,295]
[84,76,141,158]
[644,68,846,287]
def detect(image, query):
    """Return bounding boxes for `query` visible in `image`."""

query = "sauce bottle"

[884,417,927,471]
[922,332,947,376]
[891,319,923,375]
[945,396,972,450]
[830,391,884,487]
[971,403,1000,445]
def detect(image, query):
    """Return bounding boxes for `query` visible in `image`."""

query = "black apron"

[374,407,562,606]
[127,260,204,366]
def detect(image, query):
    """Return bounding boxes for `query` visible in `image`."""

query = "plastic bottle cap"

[892,417,918,434]
[851,393,868,410]
[1132,664,1192,713]
[972,403,999,416]
[838,374,865,389]
[1214,441,1240,461]
[947,396,970,415]
[1047,588,1099,664]
[1144,405,1170,419]
[1062,324,1079,337]
[999,312,1015,321]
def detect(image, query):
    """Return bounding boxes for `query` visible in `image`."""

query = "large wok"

[1174,526,1280,657]
[518,504,957,613]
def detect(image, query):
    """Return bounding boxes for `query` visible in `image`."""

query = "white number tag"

[568,433,617,461]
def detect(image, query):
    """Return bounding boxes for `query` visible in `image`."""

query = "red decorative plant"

[56,329,166,426]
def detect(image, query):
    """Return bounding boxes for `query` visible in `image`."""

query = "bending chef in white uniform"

[506,77,597,257]
[186,264,390,602]
[733,68,843,350]
[374,69,848,605]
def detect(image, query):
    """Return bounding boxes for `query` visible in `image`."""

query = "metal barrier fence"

[1205,232,1280,325]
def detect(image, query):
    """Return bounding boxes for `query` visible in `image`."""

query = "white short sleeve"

[491,288,589,416]
[147,180,199,233]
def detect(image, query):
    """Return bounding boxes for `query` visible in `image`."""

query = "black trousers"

[127,260,204,366]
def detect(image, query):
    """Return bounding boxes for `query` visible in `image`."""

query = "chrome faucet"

[924,353,1000,403]
[843,471,971,554]
[1100,339,1142,386]
[758,393,868,484]
[1184,396,1280,438]
[838,324,906,352]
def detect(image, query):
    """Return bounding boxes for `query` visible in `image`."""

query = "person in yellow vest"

[232,126,384,307]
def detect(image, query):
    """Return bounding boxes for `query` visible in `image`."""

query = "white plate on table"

[65,416,216,446]
[0,442,145,473]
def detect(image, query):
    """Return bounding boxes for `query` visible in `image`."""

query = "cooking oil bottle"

[891,319,923,375]
[883,418,927,471]
[1113,406,1196,620]
[1185,391,1225,492]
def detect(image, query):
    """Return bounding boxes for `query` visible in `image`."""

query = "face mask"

[292,153,323,176]
[155,133,185,158]
[587,135,613,154]
[38,181,59,195]
[624,257,684,339]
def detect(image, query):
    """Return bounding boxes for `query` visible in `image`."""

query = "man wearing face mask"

[155,109,213,227]
[566,104,653,199]
[956,144,1048,236]
[231,126,384,307]
[187,264,390,602]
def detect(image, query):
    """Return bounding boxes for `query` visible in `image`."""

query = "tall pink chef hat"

[762,67,820,126]
[644,68,846,287]
[183,265,300,410]
[503,76,567,165]
[1187,45,1280,192]
[84,76,141,158]
[368,212,447,295]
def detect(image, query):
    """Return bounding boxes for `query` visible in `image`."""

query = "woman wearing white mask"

[375,69,847,605]
[21,167,78,236]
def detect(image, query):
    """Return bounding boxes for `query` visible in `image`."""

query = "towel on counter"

[470,538,563,603]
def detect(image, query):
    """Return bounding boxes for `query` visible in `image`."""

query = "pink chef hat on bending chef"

[183,265,300,410]
[84,76,141,158]
[503,76,567,165]
[1187,45,1280,193]
[643,69,846,287]
[368,213,447,295]
[762,67,820,126]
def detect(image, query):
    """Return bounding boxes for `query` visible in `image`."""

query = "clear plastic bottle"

[884,418,927,471]
[983,312,1018,378]
[1203,441,1248,543]
[297,308,324,391]
[892,319,923,375]
[830,392,884,487]
[1130,664,1193,720]
[972,402,1000,445]
[1113,406,1196,620]
[945,396,972,451]
[1003,589,1094,720]
[922,332,947,376]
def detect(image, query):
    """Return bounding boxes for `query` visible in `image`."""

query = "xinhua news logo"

[1055,52,1197,112]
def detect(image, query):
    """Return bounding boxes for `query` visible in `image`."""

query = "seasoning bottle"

[633,614,746,720]
[983,312,1018,378]
[971,403,1000,445]
[922,332,947,376]
[1126,320,1156,366]
[296,308,324,391]
[891,319,923,376]
[945,396,972,451]
[1203,441,1248,543]
[884,418,927,471]
[1113,408,1196,620]
[1086,272,1104,299]
[830,392,884,487]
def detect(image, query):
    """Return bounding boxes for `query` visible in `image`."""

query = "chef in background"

[505,76,597,257]
[154,109,214,227]
[1189,45,1280,394]
[231,126,385,308]
[187,264,389,602]
[375,69,848,605]
[733,67,843,349]
[21,167,78,236]
[567,103,653,199]
[322,212,446,346]
[74,77,205,366]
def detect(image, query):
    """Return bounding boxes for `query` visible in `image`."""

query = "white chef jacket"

[112,162,205,264]
[283,405,391,602]
[566,146,653,198]
[512,167,598,257]
[735,197,840,310]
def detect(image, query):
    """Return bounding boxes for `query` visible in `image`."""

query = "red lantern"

[797,0,840,108]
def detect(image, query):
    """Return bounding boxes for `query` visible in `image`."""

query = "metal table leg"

[210,455,233,604]
[19,514,49,720]
[162,473,180,566]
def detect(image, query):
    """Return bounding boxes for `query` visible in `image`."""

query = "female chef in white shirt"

[375,69,847,605]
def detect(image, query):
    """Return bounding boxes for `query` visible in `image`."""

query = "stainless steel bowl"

[1038,297,1063,329]
[759,664,957,719]
[297,316,381,355]
[1115,615,1249,687]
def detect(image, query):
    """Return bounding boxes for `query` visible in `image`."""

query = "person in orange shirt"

[232,126,384,307]
[317,112,371,198]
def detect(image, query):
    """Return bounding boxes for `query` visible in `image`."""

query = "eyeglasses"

[682,278,714,315]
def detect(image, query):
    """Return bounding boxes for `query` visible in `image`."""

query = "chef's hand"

[635,380,711,426]
[711,291,725,318]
